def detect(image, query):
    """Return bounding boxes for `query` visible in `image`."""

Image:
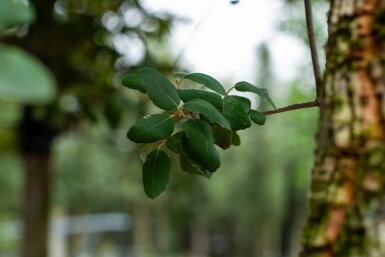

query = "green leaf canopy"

[178,89,223,111]
[121,74,146,93]
[183,99,230,130]
[138,67,180,110]
[142,150,171,199]
[235,81,276,109]
[222,96,251,131]
[182,119,220,172]
[180,73,226,95]
[0,44,56,103]
[127,114,174,143]
[249,110,266,125]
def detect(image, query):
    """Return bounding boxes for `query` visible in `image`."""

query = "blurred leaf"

[183,99,230,130]
[138,67,180,110]
[142,150,170,199]
[121,74,146,93]
[249,110,266,125]
[179,73,226,95]
[127,114,174,143]
[103,95,123,129]
[222,95,251,131]
[178,89,223,111]
[0,44,56,103]
[182,119,220,172]
[212,125,240,149]
[0,0,35,28]
[180,133,212,178]
[235,81,276,109]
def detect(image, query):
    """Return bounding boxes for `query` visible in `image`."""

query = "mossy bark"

[301,1,385,256]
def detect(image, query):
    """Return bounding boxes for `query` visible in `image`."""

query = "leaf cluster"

[122,67,276,199]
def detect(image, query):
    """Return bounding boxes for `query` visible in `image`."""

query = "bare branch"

[263,101,319,116]
[304,0,323,101]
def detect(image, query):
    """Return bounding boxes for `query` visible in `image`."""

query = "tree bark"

[301,1,385,256]
[21,155,51,257]
[19,107,55,257]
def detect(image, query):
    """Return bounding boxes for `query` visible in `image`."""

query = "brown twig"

[304,0,322,101]
[263,101,319,116]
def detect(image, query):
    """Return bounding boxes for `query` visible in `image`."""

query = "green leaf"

[180,73,226,95]
[138,67,180,110]
[121,74,146,93]
[249,110,266,125]
[142,150,171,199]
[0,44,56,103]
[178,89,223,111]
[0,0,35,28]
[235,81,276,109]
[183,99,230,130]
[179,133,212,178]
[166,131,182,153]
[127,114,174,143]
[182,119,220,172]
[231,95,251,113]
[139,143,157,162]
[222,96,251,131]
[212,126,240,150]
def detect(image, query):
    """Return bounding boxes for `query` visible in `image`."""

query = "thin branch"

[263,101,319,116]
[304,0,323,101]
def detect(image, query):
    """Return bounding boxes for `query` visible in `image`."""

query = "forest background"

[0,0,328,256]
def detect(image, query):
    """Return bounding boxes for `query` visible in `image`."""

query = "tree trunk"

[301,1,385,256]
[19,107,55,257]
[21,155,51,257]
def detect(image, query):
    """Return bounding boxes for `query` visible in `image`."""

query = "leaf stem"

[225,86,235,95]
[263,101,319,116]
[304,0,323,101]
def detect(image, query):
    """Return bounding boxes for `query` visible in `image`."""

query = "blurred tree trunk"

[16,1,57,257]
[301,1,385,256]
[19,107,55,257]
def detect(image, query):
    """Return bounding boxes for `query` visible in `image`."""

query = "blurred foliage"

[0,0,35,29]
[0,44,56,103]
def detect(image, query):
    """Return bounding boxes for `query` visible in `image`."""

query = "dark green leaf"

[138,67,180,110]
[212,126,240,149]
[182,73,226,95]
[142,150,171,199]
[182,119,220,172]
[174,72,188,79]
[178,89,223,111]
[183,99,230,130]
[179,133,212,178]
[139,143,157,162]
[166,131,182,153]
[222,96,251,131]
[249,110,266,125]
[231,95,251,112]
[121,74,146,93]
[127,114,174,143]
[235,81,276,109]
